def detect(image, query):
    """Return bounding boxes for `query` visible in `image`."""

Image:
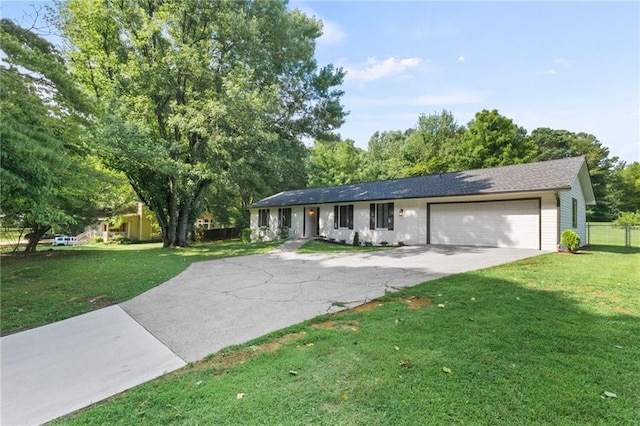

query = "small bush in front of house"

[92,237,104,244]
[380,241,388,247]
[339,239,347,245]
[110,235,132,245]
[396,241,405,247]
[279,226,290,240]
[353,232,360,246]
[241,228,252,244]
[364,241,373,247]
[561,230,581,253]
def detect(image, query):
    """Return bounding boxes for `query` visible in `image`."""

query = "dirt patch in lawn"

[352,300,383,312]
[203,331,306,373]
[402,296,433,309]
[311,320,359,331]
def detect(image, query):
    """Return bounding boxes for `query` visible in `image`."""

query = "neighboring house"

[98,203,158,243]
[248,156,595,251]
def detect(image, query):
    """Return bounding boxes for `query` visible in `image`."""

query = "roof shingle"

[250,156,588,208]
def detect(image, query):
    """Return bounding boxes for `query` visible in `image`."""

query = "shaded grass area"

[0,240,282,335]
[297,239,393,254]
[54,246,640,425]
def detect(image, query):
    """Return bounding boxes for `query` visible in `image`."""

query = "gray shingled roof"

[250,156,590,208]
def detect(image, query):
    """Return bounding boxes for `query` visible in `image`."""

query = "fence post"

[626,224,630,247]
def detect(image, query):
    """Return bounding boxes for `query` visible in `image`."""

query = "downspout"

[555,191,561,252]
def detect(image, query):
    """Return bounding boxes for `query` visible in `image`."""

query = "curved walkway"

[1,242,540,425]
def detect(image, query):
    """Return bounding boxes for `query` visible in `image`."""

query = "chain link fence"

[587,222,639,247]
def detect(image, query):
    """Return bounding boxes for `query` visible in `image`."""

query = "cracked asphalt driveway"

[122,241,541,362]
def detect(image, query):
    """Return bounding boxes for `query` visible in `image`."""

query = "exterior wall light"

[399,209,404,217]
[309,209,315,216]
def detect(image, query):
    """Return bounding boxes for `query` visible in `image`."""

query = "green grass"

[297,239,393,253]
[0,240,282,335]
[53,245,640,425]
[587,222,640,247]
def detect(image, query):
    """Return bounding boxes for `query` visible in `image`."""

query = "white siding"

[540,192,558,251]
[559,177,587,247]
[251,190,566,250]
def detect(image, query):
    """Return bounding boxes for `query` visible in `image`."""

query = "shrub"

[352,232,360,246]
[614,211,640,227]
[339,239,346,245]
[241,228,252,244]
[110,235,132,245]
[380,241,388,247]
[561,230,581,253]
[364,241,373,247]
[279,226,290,240]
[92,236,104,244]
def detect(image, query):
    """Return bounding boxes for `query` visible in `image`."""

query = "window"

[258,209,270,227]
[278,208,291,228]
[370,202,394,230]
[334,205,354,229]
[572,198,578,228]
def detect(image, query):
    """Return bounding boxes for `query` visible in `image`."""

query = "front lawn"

[54,245,640,424]
[0,240,282,335]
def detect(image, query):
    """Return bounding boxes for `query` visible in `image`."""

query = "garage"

[428,199,540,249]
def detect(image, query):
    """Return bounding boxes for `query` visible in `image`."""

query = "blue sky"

[295,1,640,163]
[2,1,638,163]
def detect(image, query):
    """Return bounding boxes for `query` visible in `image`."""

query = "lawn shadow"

[586,245,640,254]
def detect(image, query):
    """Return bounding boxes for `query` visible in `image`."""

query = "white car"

[53,236,78,246]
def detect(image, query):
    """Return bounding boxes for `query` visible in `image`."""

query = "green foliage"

[561,229,581,253]
[92,236,104,244]
[0,19,104,252]
[531,128,621,221]
[614,211,640,226]
[278,226,290,240]
[306,138,366,187]
[241,228,253,244]
[453,109,536,170]
[352,231,360,246]
[57,0,345,248]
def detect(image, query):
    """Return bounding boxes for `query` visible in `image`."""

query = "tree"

[0,18,97,252]
[397,110,464,176]
[362,130,408,181]
[306,138,365,187]
[615,162,640,214]
[453,109,536,170]
[531,128,620,221]
[57,0,346,247]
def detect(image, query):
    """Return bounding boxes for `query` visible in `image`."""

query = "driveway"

[1,242,540,425]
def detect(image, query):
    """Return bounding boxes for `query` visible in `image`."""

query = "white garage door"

[429,199,540,249]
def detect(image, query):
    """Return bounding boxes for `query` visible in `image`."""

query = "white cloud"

[318,19,346,46]
[345,57,422,83]
[544,69,557,75]
[457,55,465,62]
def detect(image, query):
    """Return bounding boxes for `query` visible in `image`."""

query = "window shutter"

[334,206,339,229]
[370,204,376,229]
[348,205,354,229]
[387,203,394,230]
[278,208,282,227]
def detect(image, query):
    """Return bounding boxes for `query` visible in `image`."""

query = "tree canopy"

[57,0,346,247]
[0,18,99,251]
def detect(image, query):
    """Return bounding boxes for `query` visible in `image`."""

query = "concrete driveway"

[1,241,540,425]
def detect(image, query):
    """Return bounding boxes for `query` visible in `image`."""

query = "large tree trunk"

[167,176,179,247]
[24,224,51,253]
